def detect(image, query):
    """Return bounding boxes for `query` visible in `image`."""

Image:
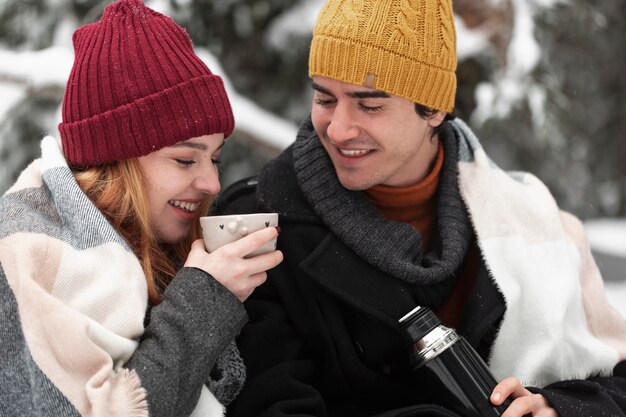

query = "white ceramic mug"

[200,213,279,258]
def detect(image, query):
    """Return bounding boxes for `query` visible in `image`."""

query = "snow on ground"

[586,218,626,258]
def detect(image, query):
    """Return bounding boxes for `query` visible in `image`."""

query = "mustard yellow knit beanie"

[309,0,457,112]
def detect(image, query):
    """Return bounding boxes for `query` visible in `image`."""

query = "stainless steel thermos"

[399,306,512,417]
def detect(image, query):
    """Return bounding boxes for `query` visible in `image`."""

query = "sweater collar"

[364,142,443,245]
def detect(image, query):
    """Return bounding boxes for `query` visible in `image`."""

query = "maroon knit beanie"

[58,0,234,167]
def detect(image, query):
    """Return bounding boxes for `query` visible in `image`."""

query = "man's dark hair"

[415,103,456,135]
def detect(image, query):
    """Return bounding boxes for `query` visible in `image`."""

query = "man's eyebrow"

[312,82,334,96]
[311,82,390,99]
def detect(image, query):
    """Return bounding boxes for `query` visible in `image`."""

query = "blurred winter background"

[0,0,624,316]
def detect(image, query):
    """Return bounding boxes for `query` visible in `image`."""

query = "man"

[215,0,626,416]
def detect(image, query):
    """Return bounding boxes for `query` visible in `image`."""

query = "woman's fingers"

[191,238,206,251]
[184,228,283,302]
[245,249,284,274]
[224,226,279,258]
[232,271,268,294]
[185,239,211,266]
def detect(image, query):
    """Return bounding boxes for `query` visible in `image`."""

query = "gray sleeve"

[125,267,247,417]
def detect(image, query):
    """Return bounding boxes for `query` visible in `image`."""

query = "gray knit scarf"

[292,118,473,307]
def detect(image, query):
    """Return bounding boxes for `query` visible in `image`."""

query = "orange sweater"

[365,144,478,328]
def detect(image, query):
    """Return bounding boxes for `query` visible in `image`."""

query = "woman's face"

[138,133,224,244]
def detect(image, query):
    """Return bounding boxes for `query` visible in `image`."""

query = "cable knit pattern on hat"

[58,0,234,167]
[390,1,420,51]
[309,0,457,112]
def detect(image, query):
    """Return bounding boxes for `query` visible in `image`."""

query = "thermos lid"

[398,306,441,345]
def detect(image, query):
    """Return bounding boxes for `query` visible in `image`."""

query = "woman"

[0,0,282,416]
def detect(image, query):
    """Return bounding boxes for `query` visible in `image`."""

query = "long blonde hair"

[73,159,211,305]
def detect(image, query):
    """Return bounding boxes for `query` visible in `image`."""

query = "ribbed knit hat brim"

[309,35,457,113]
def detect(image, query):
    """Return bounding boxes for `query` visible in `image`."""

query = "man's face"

[311,76,445,190]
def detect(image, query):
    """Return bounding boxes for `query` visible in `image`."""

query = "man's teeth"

[169,200,199,213]
[339,149,369,156]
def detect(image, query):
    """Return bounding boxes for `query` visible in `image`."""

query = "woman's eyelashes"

[173,154,221,167]
[174,158,195,167]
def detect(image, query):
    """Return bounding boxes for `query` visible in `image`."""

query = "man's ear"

[427,111,447,128]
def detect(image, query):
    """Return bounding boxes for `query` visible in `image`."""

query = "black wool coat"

[215,146,507,417]
[215,146,626,417]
